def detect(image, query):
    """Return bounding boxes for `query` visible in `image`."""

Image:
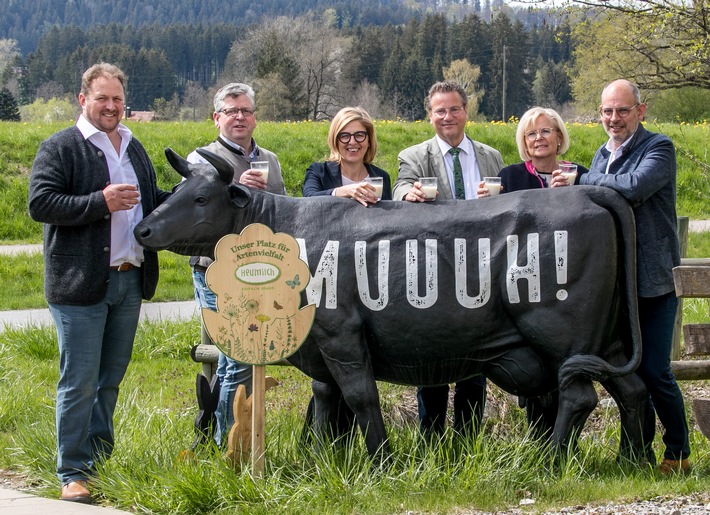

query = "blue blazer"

[581,125,679,297]
[303,161,392,199]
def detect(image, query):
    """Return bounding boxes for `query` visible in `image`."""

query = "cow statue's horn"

[196,148,236,184]
[163,147,234,184]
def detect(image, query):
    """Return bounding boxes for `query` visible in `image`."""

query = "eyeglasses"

[599,104,639,119]
[432,106,466,119]
[525,127,557,141]
[337,131,368,144]
[219,107,255,118]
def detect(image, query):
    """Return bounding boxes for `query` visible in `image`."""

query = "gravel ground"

[461,493,710,514]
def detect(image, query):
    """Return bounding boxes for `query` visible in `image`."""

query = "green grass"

[1,319,709,513]
[2,119,710,243]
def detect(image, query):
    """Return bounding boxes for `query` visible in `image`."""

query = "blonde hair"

[327,107,377,164]
[515,107,570,162]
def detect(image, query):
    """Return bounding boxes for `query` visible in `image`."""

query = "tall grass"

[2,119,709,243]
[1,319,709,513]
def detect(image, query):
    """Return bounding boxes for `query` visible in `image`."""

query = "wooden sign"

[202,223,315,365]
[202,223,315,475]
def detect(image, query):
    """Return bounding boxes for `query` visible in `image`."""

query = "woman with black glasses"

[303,106,391,205]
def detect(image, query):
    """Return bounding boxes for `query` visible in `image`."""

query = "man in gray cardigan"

[28,63,170,503]
[581,79,691,474]
[186,82,286,447]
[394,81,504,437]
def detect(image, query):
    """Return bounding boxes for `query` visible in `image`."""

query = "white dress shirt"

[76,115,143,267]
[436,135,481,199]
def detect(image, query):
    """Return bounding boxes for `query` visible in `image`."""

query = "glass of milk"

[250,161,269,183]
[419,177,438,200]
[483,176,502,196]
[364,177,383,201]
[559,163,578,186]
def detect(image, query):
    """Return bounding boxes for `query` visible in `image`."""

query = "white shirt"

[76,115,143,267]
[604,133,635,174]
[435,135,481,199]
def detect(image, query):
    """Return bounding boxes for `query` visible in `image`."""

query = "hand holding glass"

[364,177,383,201]
[559,163,577,186]
[483,176,502,196]
[250,161,269,183]
[419,177,438,200]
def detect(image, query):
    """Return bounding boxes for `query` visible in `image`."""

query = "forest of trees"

[2,0,709,123]
[1,5,573,121]
[1,0,422,54]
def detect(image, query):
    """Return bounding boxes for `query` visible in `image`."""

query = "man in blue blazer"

[580,79,691,474]
[393,81,504,437]
[29,63,170,503]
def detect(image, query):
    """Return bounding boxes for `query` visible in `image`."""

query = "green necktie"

[449,147,465,199]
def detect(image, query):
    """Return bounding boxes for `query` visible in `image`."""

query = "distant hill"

[3,0,417,53]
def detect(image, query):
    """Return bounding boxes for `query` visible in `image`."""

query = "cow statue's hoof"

[224,376,279,467]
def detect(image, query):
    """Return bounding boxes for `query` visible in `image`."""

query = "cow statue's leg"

[313,321,390,461]
[308,380,357,444]
[601,372,648,464]
[552,378,598,454]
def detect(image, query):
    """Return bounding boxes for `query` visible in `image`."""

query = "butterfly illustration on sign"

[286,275,300,289]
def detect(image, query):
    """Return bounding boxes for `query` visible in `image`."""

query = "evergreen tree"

[0,88,21,120]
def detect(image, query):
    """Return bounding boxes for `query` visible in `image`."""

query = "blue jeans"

[50,268,142,485]
[417,375,487,435]
[192,269,252,446]
[637,292,690,461]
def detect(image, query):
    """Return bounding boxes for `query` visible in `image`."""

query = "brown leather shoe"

[60,480,93,504]
[658,458,692,475]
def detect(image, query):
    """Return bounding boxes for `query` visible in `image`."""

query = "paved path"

[0,487,132,514]
[689,219,710,232]
[0,300,198,330]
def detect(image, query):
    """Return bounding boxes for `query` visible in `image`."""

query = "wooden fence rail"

[671,252,710,440]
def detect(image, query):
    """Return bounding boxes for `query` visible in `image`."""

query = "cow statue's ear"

[196,148,234,184]
[228,183,252,208]
[165,147,192,179]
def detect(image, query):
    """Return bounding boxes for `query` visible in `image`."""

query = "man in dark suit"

[393,81,504,437]
[29,62,170,503]
[580,79,691,474]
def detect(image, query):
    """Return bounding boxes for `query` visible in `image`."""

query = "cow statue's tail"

[558,187,642,390]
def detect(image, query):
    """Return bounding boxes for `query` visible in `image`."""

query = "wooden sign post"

[202,223,315,476]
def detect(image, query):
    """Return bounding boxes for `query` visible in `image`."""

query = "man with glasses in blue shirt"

[186,82,286,447]
[581,79,691,474]
[393,81,504,437]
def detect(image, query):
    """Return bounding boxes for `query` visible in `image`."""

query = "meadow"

[1,119,710,513]
[1,118,709,243]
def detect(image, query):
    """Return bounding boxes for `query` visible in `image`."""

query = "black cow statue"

[135,148,647,463]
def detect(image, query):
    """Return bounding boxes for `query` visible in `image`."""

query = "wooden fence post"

[672,216,689,360]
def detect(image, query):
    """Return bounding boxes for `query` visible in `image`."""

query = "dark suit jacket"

[28,126,171,305]
[394,136,504,200]
[303,161,392,199]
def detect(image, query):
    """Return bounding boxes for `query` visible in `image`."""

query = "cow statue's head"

[134,147,251,257]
